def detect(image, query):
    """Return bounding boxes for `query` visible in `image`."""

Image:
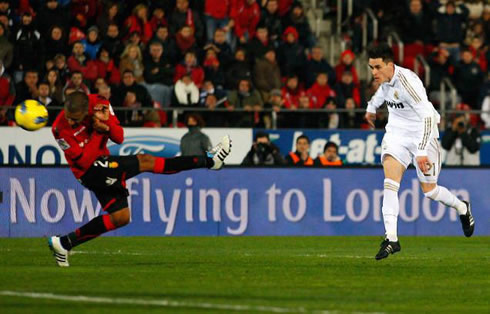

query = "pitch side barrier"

[1,167,488,237]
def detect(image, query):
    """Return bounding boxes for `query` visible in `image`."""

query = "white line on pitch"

[0,291,384,314]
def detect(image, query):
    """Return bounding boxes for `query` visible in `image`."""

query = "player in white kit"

[364,43,475,260]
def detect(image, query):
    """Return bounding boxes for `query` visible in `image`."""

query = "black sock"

[158,156,213,173]
[60,215,115,250]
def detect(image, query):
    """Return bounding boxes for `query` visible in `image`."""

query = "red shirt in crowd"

[307,83,336,109]
[52,94,123,179]
[230,0,261,39]
[205,0,233,19]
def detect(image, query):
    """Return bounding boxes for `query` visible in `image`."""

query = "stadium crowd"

[0,0,488,130]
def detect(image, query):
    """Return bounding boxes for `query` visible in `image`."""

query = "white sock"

[383,179,400,242]
[424,185,467,215]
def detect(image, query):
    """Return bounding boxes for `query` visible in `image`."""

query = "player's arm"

[93,105,124,144]
[365,85,384,128]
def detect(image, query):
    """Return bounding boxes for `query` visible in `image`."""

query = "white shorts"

[381,133,442,183]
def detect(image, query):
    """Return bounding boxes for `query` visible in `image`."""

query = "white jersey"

[367,65,440,157]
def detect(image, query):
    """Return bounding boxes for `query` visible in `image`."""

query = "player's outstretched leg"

[424,185,475,237]
[375,239,401,260]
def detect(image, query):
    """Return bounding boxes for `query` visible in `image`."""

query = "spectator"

[202,93,227,127]
[120,91,146,126]
[151,24,177,63]
[199,80,227,105]
[53,53,70,85]
[13,9,42,79]
[231,0,261,45]
[209,28,233,67]
[454,48,484,108]
[241,131,286,166]
[277,26,305,77]
[225,48,251,90]
[70,0,97,29]
[335,70,361,107]
[172,73,200,106]
[62,71,90,97]
[180,113,212,156]
[202,46,225,88]
[304,46,335,88]
[143,110,162,128]
[102,23,125,65]
[341,98,363,129]
[281,75,303,109]
[481,92,490,129]
[441,107,481,165]
[149,5,167,33]
[253,48,281,101]
[43,69,63,105]
[142,41,173,106]
[307,72,336,109]
[227,78,264,127]
[295,92,317,128]
[0,22,13,69]
[94,46,121,86]
[0,0,13,29]
[174,25,199,60]
[335,50,360,86]
[174,51,205,88]
[67,41,99,83]
[468,36,487,72]
[37,0,70,37]
[434,1,469,61]
[170,0,204,43]
[314,142,343,166]
[263,88,285,127]
[37,80,59,125]
[96,1,123,36]
[426,47,462,109]
[260,0,283,45]
[115,70,153,113]
[319,97,340,129]
[285,134,314,166]
[0,59,15,107]
[81,26,102,60]
[398,0,433,45]
[283,1,314,49]
[247,24,274,63]
[123,4,153,44]
[119,43,144,83]
[204,0,233,43]
[14,69,39,104]
[44,25,69,61]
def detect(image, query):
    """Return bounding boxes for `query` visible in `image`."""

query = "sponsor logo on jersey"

[384,100,404,109]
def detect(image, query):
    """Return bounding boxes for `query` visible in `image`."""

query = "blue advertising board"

[258,129,490,165]
[1,168,488,237]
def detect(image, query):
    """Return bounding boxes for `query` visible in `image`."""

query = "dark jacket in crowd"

[180,127,212,156]
[143,56,174,86]
[37,3,70,37]
[434,4,469,44]
[169,9,204,42]
[304,58,336,88]
[225,60,252,90]
[241,142,286,166]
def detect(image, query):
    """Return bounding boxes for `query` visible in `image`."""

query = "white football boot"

[48,236,70,267]
[209,135,232,170]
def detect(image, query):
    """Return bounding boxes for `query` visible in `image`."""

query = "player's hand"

[416,156,431,174]
[94,107,110,121]
[93,117,110,133]
[364,112,376,128]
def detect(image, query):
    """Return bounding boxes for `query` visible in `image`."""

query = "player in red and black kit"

[48,92,231,267]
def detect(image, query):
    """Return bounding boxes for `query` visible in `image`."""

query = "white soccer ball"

[15,99,49,131]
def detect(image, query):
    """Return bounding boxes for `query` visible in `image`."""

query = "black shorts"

[80,155,140,213]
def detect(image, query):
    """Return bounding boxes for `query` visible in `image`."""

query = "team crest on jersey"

[56,138,70,150]
[394,91,399,99]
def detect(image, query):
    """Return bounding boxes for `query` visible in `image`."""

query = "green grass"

[0,237,488,314]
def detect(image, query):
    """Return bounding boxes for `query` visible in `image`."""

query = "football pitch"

[0,236,488,313]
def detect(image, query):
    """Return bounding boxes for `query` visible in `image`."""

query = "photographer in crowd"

[241,131,285,166]
[441,104,481,165]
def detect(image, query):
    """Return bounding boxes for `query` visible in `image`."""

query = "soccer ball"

[15,100,49,131]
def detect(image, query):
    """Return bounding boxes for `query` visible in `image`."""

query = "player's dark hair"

[323,141,338,153]
[296,135,310,144]
[367,43,394,63]
[255,131,270,141]
[65,91,89,113]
